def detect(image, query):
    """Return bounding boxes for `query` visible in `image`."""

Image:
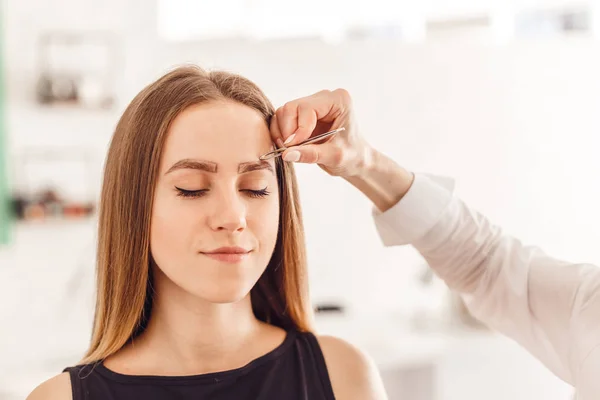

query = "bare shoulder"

[317,335,388,400]
[26,372,72,400]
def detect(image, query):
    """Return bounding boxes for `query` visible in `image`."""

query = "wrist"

[353,144,377,179]
[343,147,415,212]
[341,141,376,180]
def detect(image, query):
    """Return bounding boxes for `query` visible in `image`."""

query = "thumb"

[281,144,342,166]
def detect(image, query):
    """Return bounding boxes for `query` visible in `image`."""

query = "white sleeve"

[372,173,600,397]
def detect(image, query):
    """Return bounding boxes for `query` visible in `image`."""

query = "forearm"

[368,168,599,385]
[343,146,415,212]
[413,193,596,384]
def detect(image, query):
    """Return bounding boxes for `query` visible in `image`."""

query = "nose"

[207,189,247,233]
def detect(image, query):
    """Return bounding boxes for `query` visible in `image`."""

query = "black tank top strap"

[295,330,336,399]
[62,365,84,400]
[63,362,103,400]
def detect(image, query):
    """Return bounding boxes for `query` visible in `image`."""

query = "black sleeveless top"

[62,330,336,400]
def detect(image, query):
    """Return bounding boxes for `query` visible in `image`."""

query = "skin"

[27,92,416,400]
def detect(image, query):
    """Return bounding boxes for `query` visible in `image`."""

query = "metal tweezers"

[259,127,345,161]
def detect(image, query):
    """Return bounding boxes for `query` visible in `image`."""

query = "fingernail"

[283,150,300,162]
[276,138,285,148]
[283,134,296,146]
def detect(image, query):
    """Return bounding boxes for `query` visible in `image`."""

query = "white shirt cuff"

[372,173,456,246]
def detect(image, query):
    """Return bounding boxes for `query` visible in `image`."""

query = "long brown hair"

[80,65,313,365]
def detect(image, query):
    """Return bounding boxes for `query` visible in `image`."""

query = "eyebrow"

[166,159,217,174]
[165,159,274,175]
[238,160,274,174]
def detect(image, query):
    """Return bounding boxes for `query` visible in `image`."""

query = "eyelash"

[175,188,270,199]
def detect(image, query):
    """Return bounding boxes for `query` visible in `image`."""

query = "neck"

[132,268,267,374]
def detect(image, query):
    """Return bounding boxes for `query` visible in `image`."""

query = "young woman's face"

[150,101,280,303]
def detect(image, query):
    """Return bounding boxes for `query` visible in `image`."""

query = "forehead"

[162,101,272,163]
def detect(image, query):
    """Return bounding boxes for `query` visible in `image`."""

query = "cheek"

[248,195,280,254]
[150,191,197,264]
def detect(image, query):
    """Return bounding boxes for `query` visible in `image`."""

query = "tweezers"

[259,127,345,161]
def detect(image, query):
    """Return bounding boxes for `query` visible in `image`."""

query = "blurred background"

[1,0,599,398]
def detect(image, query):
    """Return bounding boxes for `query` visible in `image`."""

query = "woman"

[26,66,388,400]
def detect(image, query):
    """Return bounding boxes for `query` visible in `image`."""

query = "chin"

[154,258,266,305]
[188,259,265,304]
[182,275,256,304]
[195,286,252,304]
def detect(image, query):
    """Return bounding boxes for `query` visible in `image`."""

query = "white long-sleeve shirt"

[372,173,600,400]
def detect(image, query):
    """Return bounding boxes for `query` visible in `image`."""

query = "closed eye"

[242,188,270,198]
[175,187,208,198]
[175,188,270,199]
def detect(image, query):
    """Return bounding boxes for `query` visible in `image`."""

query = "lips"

[201,247,252,263]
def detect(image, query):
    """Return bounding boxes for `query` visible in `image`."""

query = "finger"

[277,89,348,146]
[309,89,349,123]
[269,114,285,148]
[277,102,306,146]
[283,103,317,147]
[281,144,343,166]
